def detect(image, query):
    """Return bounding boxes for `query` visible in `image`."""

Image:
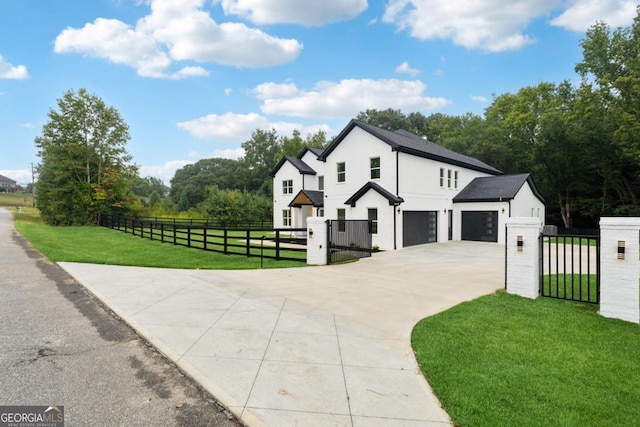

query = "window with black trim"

[440,168,445,187]
[283,179,293,194]
[370,157,380,179]
[337,162,346,183]
[283,209,291,226]
[368,208,378,234]
[337,208,346,232]
[318,175,324,190]
[454,170,459,189]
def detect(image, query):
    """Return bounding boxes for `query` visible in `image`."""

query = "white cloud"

[255,78,451,118]
[19,123,35,129]
[395,61,421,77]
[220,0,367,26]
[224,88,233,96]
[433,68,444,77]
[139,160,193,184]
[176,112,331,141]
[551,0,638,32]
[54,0,302,78]
[383,0,559,52]
[471,95,488,103]
[0,55,29,79]
[210,148,245,159]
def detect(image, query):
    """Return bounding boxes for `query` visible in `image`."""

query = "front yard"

[412,291,640,426]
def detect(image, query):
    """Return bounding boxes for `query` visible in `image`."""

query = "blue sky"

[1,0,638,185]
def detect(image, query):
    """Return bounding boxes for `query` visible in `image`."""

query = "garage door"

[461,211,498,242]
[403,211,437,247]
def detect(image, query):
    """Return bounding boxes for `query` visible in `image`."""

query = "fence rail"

[100,214,306,263]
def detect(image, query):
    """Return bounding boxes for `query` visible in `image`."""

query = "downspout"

[394,151,399,250]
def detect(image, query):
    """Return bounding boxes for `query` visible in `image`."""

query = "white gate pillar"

[306,217,327,265]
[505,218,542,299]
[599,218,640,324]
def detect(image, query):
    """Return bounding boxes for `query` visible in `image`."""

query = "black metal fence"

[539,229,600,304]
[100,214,306,262]
[327,219,372,264]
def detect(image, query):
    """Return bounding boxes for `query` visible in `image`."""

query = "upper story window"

[440,168,445,187]
[370,157,380,179]
[282,179,293,194]
[447,169,452,188]
[337,162,346,183]
[454,171,459,189]
[318,175,324,191]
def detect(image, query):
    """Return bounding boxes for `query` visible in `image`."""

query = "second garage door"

[403,211,437,247]
[461,211,498,242]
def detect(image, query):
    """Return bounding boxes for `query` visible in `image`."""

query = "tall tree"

[35,88,137,225]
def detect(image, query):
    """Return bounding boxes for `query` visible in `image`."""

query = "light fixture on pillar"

[517,235,524,252]
[618,241,626,260]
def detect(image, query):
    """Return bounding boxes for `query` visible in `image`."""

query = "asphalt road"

[0,207,241,427]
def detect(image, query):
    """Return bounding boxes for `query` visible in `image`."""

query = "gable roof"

[289,190,324,208]
[298,146,324,159]
[319,120,502,175]
[0,174,17,184]
[270,156,316,178]
[344,182,404,207]
[453,173,545,203]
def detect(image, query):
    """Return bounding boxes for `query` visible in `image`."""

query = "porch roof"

[344,182,404,207]
[289,190,324,208]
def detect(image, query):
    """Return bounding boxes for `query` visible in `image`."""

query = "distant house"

[0,174,17,193]
[271,120,545,249]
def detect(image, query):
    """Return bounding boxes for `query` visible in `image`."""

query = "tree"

[35,88,137,225]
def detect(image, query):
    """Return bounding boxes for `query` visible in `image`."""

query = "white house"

[271,120,545,249]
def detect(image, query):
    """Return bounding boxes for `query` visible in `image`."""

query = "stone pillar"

[306,217,327,265]
[599,218,640,324]
[505,218,542,299]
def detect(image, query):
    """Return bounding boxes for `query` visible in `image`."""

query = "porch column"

[599,218,640,324]
[505,218,542,299]
[307,217,327,265]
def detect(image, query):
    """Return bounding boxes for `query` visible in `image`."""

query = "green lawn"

[0,192,34,207]
[13,210,304,270]
[412,291,640,427]
[542,274,598,303]
[548,236,598,246]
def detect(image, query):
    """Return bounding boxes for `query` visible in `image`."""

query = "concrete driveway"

[60,241,504,426]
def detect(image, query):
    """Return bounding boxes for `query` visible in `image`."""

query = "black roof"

[289,190,324,208]
[453,173,545,203]
[270,156,316,178]
[319,120,502,175]
[0,174,16,183]
[344,182,404,207]
[298,146,324,159]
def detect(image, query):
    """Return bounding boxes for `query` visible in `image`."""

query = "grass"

[0,192,34,207]
[412,291,640,427]
[548,236,598,246]
[12,209,304,270]
[542,274,598,303]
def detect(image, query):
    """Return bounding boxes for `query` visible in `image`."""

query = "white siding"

[272,162,303,228]
[511,181,545,226]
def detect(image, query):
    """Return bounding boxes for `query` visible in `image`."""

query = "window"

[337,208,346,232]
[370,157,380,179]
[283,209,291,227]
[337,162,346,183]
[282,179,293,194]
[454,171,459,189]
[318,208,324,217]
[318,175,324,191]
[440,168,445,187]
[447,169,452,188]
[368,208,378,234]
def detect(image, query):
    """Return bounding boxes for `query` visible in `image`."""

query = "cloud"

[139,160,193,184]
[433,68,444,77]
[255,78,451,118]
[383,0,559,52]
[219,0,367,26]
[176,112,331,141]
[470,95,488,103]
[54,0,302,78]
[0,55,29,79]
[210,148,245,159]
[395,61,421,77]
[551,0,638,32]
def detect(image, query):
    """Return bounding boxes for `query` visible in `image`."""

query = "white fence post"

[505,218,542,299]
[306,217,327,265]
[599,218,640,324]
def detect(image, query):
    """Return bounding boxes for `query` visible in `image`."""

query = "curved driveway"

[60,240,504,426]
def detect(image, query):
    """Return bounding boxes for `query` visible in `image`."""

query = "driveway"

[60,241,505,426]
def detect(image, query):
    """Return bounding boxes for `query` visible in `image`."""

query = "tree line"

[35,8,640,227]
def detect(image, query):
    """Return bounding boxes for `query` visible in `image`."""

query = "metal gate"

[327,220,372,264]
[539,229,600,303]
